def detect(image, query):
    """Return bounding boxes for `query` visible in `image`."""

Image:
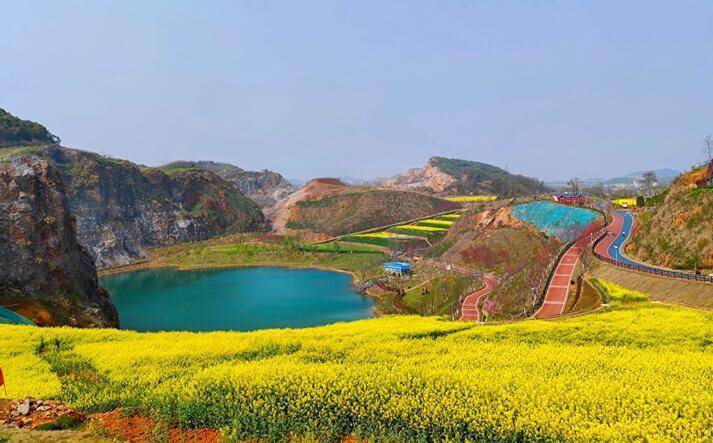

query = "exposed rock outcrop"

[382,163,456,193]
[160,160,295,208]
[382,156,549,196]
[40,147,266,269]
[0,157,118,327]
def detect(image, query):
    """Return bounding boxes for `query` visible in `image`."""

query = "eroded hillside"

[271,178,459,236]
[631,165,713,269]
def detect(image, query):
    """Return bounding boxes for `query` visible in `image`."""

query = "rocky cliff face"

[382,157,549,196]
[161,160,295,208]
[41,147,266,269]
[0,157,118,327]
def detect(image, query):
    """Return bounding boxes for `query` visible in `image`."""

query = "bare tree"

[641,171,657,197]
[703,134,713,162]
[566,177,583,194]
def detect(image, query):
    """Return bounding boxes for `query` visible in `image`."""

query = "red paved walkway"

[534,214,614,319]
[535,242,584,318]
[461,274,497,322]
[594,212,623,259]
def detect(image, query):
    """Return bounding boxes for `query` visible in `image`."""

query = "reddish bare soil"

[92,410,221,443]
[267,178,348,231]
[0,298,54,325]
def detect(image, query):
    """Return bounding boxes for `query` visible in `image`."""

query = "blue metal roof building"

[0,306,35,325]
[383,262,412,275]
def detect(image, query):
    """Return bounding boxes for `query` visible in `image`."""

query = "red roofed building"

[555,192,587,205]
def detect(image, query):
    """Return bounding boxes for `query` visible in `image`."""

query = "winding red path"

[593,212,623,259]
[461,274,497,322]
[535,237,590,319]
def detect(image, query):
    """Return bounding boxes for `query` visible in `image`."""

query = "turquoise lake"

[100,267,374,332]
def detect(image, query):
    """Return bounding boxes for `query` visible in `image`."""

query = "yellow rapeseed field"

[592,278,649,302]
[419,218,455,226]
[352,231,413,239]
[394,224,448,232]
[445,195,497,202]
[1,302,711,440]
[612,198,638,207]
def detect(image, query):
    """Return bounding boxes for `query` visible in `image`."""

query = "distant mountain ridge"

[381,156,549,196]
[546,168,681,189]
[603,169,680,186]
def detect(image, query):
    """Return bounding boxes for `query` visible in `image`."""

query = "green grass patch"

[590,278,648,303]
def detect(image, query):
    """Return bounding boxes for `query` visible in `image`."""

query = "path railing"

[591,231,713,284]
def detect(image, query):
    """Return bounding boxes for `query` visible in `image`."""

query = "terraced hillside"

[273,178,459,236]
[631,165,713,269]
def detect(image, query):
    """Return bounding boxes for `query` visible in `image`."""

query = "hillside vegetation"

[0,108,59,147]
[631,165,713,269]
[2,301,711,441]
[382,156,549,196]
[281,179,459,236]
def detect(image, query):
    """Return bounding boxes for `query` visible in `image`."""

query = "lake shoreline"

[101,266,377,332]
[97,252,384,299]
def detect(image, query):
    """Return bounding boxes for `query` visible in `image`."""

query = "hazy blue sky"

[2,1,712,181]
